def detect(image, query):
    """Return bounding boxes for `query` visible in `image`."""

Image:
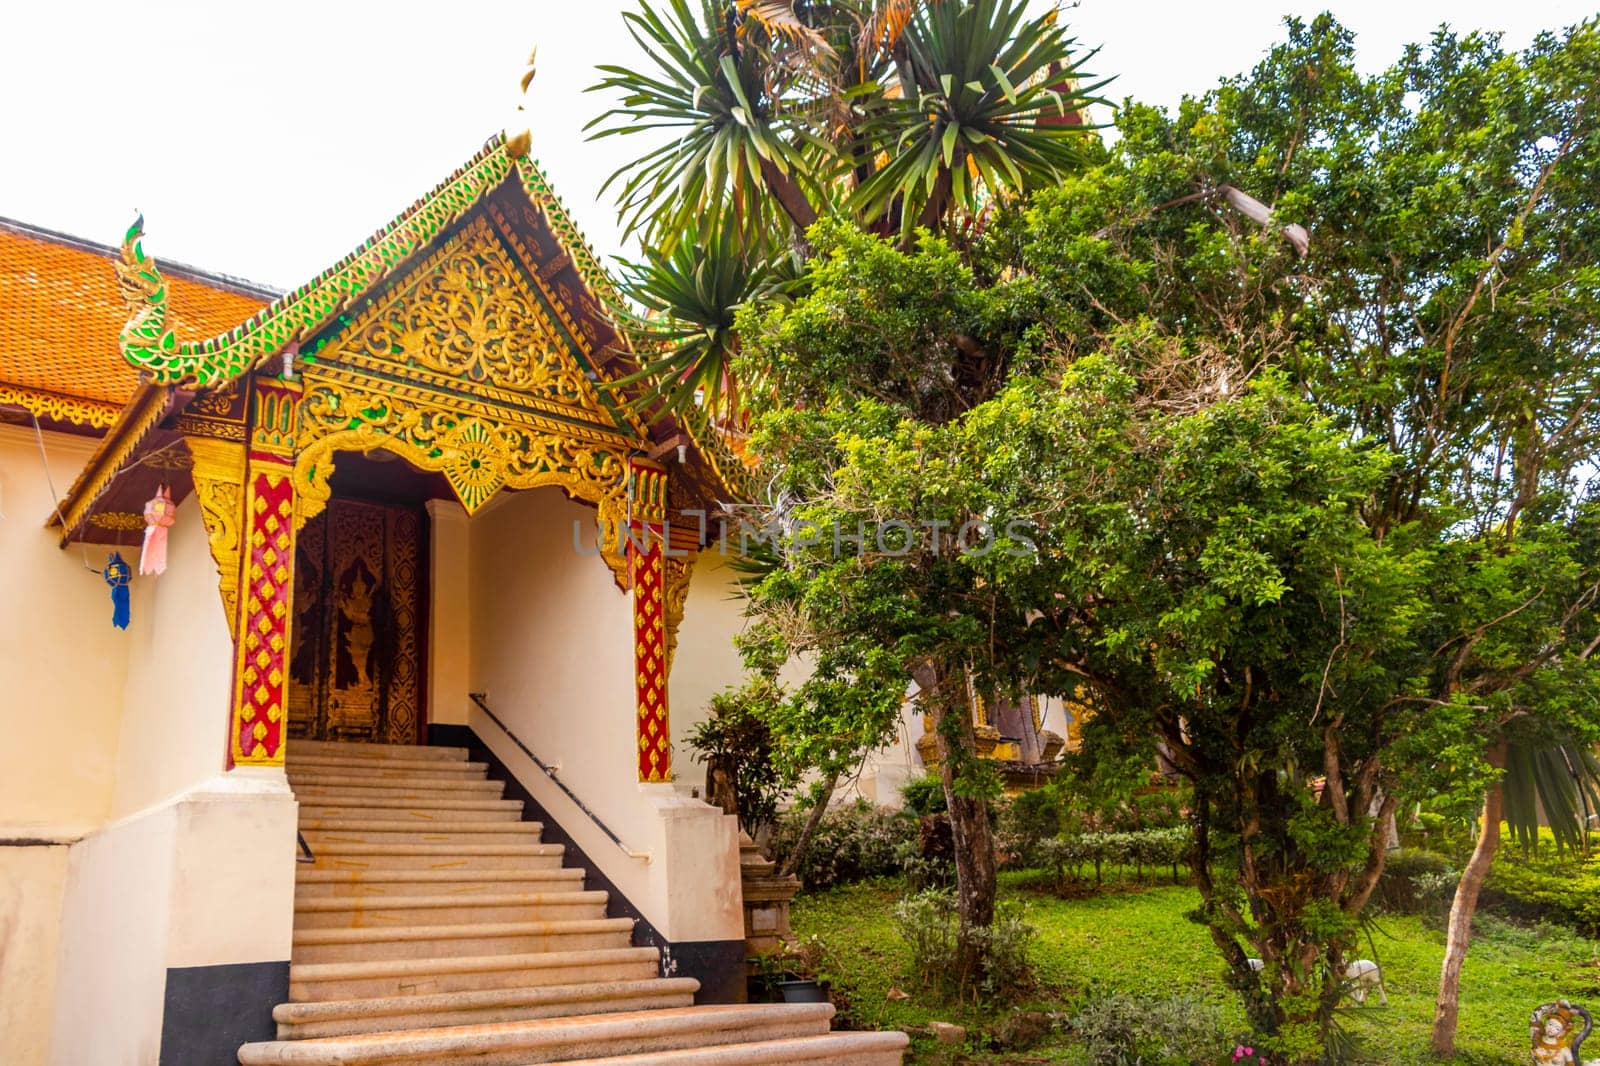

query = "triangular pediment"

[301,208,636,442]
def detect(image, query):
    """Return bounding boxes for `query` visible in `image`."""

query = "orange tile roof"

[0,219,275,427]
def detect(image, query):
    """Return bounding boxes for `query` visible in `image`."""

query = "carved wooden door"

[286,499,424,744]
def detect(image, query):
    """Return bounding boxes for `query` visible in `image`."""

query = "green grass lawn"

[789,870,1600,1064]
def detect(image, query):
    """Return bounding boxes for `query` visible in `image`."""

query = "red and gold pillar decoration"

[227,377,302,768]
[629,458,670,782]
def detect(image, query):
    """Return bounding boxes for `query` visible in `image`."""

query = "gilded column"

[185,436,248,637]
[227,378,302,768]
[630,458,670,782]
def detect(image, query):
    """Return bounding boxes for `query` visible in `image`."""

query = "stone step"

[297,799,526,822]
[292,781,508,804]
[560,1031,910,1065]
[289,754,490,776]
[288,740,470,762]
[291,918,637,964]
[300,821,544,847]
[300,842,565,872]
[295,868,587,899]
[294,891,611,929]
[288,763,492,785]
[289,948,663,1002]
[272,978,701,1040]
[290,773,505,795]
[237,1003,837,1065]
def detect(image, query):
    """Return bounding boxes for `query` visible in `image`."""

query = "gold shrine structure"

[50,137,739,778]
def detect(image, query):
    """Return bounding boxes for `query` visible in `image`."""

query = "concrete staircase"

[237,739,907,1065]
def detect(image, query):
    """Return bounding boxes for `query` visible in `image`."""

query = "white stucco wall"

[111,498,236,816]
[0,845,69,1066]
[0,425,131,836]
[469,488,639,833]
[667,552,751,797]
[467,488,741,944]
[0,429,297,1065]
[48,803,177,1066]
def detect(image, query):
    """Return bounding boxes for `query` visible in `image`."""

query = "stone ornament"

[1532,1000,1592,1065]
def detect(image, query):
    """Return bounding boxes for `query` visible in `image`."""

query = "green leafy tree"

[588,0,1105,989]
[736,14,1600,1053]
[1029,17,1600,1054]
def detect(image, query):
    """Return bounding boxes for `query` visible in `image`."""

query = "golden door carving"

[287,499,424,744]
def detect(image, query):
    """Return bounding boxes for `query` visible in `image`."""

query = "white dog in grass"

[1245,958,1388,1006]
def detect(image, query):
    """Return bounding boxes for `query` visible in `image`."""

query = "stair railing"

[468,692,650,863]
[296,831,316,864]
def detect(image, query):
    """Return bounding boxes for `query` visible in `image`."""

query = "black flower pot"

[777,978,828,1004]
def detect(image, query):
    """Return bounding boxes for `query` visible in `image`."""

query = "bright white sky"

[0,1,1590,291]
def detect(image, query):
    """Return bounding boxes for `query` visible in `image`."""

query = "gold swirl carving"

[186,436,248,635]
[89,511,147,532]
[0,385,121,429]
[293,379,632,586]
[322,217,600,416]
[663,551,696,674]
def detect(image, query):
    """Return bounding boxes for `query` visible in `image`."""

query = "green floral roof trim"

[120,139,515,387]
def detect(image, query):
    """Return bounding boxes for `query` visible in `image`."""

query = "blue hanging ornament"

[103,551,131,630]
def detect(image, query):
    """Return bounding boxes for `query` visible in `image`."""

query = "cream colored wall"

[112,499,235,816]
[0,425,130,837]
[47,773,297,1066]
[666,553,751,796]
[0,429,295,1065]
[468,488,742,944]
[49,803,177,1066]
[0,846,68,1066]
[469,488,640,835]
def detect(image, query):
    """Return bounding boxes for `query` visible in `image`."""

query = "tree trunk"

[1431,742,1507,1057]
[758,156,818,233]
[925,666,997,993]
[778,768,841,879]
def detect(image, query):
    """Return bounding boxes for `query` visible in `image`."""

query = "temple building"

[0,129,1058,1065]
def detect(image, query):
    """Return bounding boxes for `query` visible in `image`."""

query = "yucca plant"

[608,211,796,415]
[586,0,1106,418]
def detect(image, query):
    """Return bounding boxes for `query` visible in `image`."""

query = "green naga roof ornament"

[115,141,518,389]
[115,215,178,368]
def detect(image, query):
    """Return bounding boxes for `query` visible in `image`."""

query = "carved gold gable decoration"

[317,215,610,426]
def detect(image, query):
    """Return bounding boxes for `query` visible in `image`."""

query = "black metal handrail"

[468,692,649,861]
[296,831,316,864]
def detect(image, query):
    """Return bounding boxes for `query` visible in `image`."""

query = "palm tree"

[1432,735,1600,1055]
[586,0,1106,417]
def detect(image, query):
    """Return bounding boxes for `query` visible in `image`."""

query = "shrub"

[1035,828,1191,889]
[900,773,948,817]
[1373,849,1457,916]
[892,889,957,991]
[891,888,1036,1001]
[1069,992,1230,1066]
[687,680,784,836]
[999,786,1067,867]
[896,816,956,891]
[1486,860,1600,934]
[769,800,914,889]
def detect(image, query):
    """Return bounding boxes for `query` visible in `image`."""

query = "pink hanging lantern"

[139,485,176,576]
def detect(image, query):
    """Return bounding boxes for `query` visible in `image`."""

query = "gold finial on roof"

[505,48,537,159]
